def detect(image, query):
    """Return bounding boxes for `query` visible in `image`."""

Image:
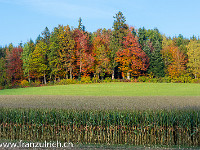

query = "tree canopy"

[1,11,200,88]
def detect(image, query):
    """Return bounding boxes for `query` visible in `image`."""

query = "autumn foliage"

[116,27,149,78]
[92,29,111,78]
[1,11,200,88]
[162,42,186,78]
[74,29,94,76]
[6,47,23,84]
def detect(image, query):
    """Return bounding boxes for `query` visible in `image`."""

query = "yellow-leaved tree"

[161,38,186,78]
[29,41,48,84]
[187,40,200,79]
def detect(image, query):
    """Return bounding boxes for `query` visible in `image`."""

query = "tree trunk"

[112,70,115,80]
[66,69,68,79]
[78,63,82,80]
[127,72,130,80]
[122,72,124,79]
[44,72,46,84]
[100,72,104,80]
[55,75,57,82]
[28,71,30,82]
[80,63,82,74]
[70,68,72,79]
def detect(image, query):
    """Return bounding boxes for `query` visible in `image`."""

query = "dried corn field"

[0,109,200,147]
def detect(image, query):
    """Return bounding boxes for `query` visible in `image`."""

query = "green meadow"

[0,82,200,96]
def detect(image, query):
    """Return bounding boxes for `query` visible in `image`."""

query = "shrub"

[103,77,112,83]
[160,76,171,83]
[149,78,159,83]
[112,79,120,82]
[4,84,12,89]
[20,80,30,88]
[92,76,100,83]
[191,78,200,83]
[5,82,20,89]
[171,75,193,83]
[131,77,137,82]
[76,81,82,84]
[137,76,150,82]
[47,81,54,86]
[56,79,77,85]
[120,79,131,82]
[81,76,91,83]
[179,75,192,83]
[30,81,41,87]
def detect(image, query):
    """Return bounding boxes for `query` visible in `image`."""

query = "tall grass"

[1,109,200,146]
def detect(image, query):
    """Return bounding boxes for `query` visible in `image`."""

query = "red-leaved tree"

[73,29,94,77]
[6,46,23,84]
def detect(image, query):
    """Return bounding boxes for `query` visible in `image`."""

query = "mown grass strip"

[0,83,200,96]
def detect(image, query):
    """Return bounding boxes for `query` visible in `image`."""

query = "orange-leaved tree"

[116,27,149,79]
[162,41,186,78]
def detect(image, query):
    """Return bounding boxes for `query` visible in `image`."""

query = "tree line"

[0,11,200,88]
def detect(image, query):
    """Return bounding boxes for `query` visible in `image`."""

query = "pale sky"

[0,0,200,46]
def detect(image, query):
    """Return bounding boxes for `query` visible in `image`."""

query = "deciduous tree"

[162,42,186,78]
[58,25,76,79]
[74,29,94,78]
[92,29,111,79]
[187,40,200,79]
[6,46,23,84]
[21,39,35,82]
[29,41,48,84]
[116,27,149,79]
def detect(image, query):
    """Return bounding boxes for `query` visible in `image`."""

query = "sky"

[0,0,200,46]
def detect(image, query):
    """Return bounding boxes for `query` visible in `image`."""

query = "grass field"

[0,82,200,96]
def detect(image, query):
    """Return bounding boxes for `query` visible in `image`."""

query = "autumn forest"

[1,11,200,88]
